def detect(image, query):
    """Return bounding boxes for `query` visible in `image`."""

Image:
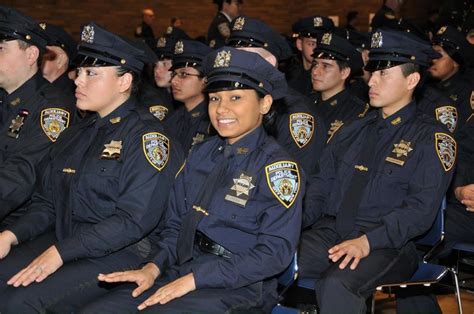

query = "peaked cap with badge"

[432,25,473,66]
[169,39,213,71]
[153,36,177,60]
[39,22,77,62]
[292,15,335,39]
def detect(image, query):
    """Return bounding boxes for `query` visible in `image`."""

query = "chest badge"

[149,105,168,121]
[192,133,205,146]
[435,106,457,133]
[8,109,29,139]
[41,108,70,142]
[385,140,414,166]
[101,140,123,160]
[225,172,256,207]
[289,113,314,148]
[435,132,456,172]
[265,161,300,209]
[326,120,344,144]
[143,132,169,171]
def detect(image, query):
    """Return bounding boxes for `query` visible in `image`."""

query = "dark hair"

[17,40,43,67]
[116,66,141,95]
[399,63,426,100]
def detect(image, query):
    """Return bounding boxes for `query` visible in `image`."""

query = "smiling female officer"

[80,47,304,313]
[0,22,183,312]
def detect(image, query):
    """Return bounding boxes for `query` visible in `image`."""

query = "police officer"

[286,15,335,96]
[135,8,156,48]
[310,32,369,143]
[0,6,75,228]
[39,22,77,103]
[429,25,474,131]
[299,29,455,313]
[345,30,371,103]
[0,22,184,312]
[163,39,213,153]
[163,17,191,40]
[227,15,326,176]
[207,0,242,48]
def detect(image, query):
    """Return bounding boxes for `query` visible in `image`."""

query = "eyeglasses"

[171,71,202,79]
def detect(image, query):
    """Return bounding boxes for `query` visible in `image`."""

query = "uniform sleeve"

[365,134,455,250]
[55,132,184,262]
[191,166,304,290]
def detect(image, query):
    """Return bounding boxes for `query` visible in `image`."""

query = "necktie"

[335,121,378,237]
[176,144,232,264]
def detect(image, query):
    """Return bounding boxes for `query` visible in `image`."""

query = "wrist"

[1,230,18,245]
[143,262,160,280]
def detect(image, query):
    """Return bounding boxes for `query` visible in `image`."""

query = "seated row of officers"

[0,4,473,314]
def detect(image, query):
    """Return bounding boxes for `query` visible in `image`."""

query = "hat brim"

[364,59,406,72]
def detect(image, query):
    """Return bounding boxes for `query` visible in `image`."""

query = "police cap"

[170,39,213,72]
[202,46,287,100]
[292,15,335,39]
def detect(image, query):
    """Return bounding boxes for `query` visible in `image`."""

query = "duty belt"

[195,232,233,259]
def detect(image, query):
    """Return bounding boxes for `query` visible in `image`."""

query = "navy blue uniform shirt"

[151,126,304,289]
[8,97,184,262]
[305,102,455,250]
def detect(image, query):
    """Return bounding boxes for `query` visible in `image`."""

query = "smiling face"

[208,89,272,144]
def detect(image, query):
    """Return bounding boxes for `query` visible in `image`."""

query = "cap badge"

[81,25,95,44]
[320,33,332,45]
[157,37,166,48]
[437,26,447,35]
[371,32,383,48]
[213,50,232,68]
[314,17,323,27]
[39,23,46,30]
[233,17,245,31]
[166,26,173,34]
[174,41,184,54]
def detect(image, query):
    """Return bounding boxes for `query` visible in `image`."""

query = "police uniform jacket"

[163,100,211,153]
[8,97,184,262]
[138,82,174,122]
[370,5,396,30]
[285,58,313,96]
[310,88,369,143]
[51,72,76,108]
[304,102,455,250]
[0,72,75,221]
[418,85,460,134]
[151,125,303,290]
[207,12,231,48]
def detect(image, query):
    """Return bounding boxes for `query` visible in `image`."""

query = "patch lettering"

[265,161,300,209]
[149,105,169,121]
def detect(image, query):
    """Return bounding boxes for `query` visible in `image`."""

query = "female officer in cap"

[80,47,303,313]
[163,39,213,154]
[0,22,183,312]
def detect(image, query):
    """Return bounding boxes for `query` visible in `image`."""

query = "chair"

[271,254,301,314]
[448,241,474,313]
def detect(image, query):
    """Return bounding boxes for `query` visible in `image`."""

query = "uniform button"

[101,167,106,172]
[231,214,236,219]
[387,169,392,175]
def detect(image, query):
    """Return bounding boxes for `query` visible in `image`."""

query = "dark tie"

[176,144,232,265]
[335,121,378,237]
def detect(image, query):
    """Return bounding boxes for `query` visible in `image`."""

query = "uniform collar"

[439,71,461,89]
[378,101,416,130]
[4,72,47,110]
[212,125,266,161]
[220,11,232,23]
[95,96,136,128]
[322,88,350,107]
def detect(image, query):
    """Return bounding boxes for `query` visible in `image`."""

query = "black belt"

[195,232,233,259]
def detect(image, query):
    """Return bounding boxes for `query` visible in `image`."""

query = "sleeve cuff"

[55,237,87,263]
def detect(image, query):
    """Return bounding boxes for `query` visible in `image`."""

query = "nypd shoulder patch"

[142,132,170,171]
[217,22,231,37]
[149,105,169,121]
[41,108,70,142]
[435,132,456,172]
[435,106,457,133]
[289,113,314,148]
[265,161,300,209]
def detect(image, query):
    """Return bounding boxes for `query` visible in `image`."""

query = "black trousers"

[0,231,144,313]
[298,217,418,314]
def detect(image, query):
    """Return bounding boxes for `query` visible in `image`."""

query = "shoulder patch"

[435,132,456,172]
[327,120,344,144]
[217,22,231,38]
[435,106,457,133]
[142,132,170,171]
[149,105,169,121]
[41,108,70,142]
[265,161,300,209]
[289,112,314,148]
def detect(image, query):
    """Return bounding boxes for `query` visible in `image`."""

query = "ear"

[296,38,303,52]
[340,66,351,81]
[25,45,40,67]
[118,72,133,93]
[406,71,420,91]
[259,94,273,115]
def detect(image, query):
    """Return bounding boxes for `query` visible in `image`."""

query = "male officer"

[227,16,327,176]
[286,15,334,96]
[299,29,456,313]
[207,0,242,48]
[0,6,75,228]
[39,22,77,103]
[310,31,369,143]
[135,8,156,48]
[429,25,474,131]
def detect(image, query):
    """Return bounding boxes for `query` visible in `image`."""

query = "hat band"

[227,37,267,49]
[207,71,264,88]
[78,46,127,65]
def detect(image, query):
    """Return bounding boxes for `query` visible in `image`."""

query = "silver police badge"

[435,106,458,133]
[143,132,169,171]
[437,26,447,35]
[371,32,383,48]
[166,26,173,34]
[225,172,256,207]
[290,113,314,148]
[157,37,166,48]
[149,105,168,121]
[41,108,70,142]
[175,41,184,54]
[313,17,323,27]
[214,50,232,68]
[320,33,332,45]
[81,25,95,44]
[233,17,245,31]
[265,161,300,208]
[435,132,456,172]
